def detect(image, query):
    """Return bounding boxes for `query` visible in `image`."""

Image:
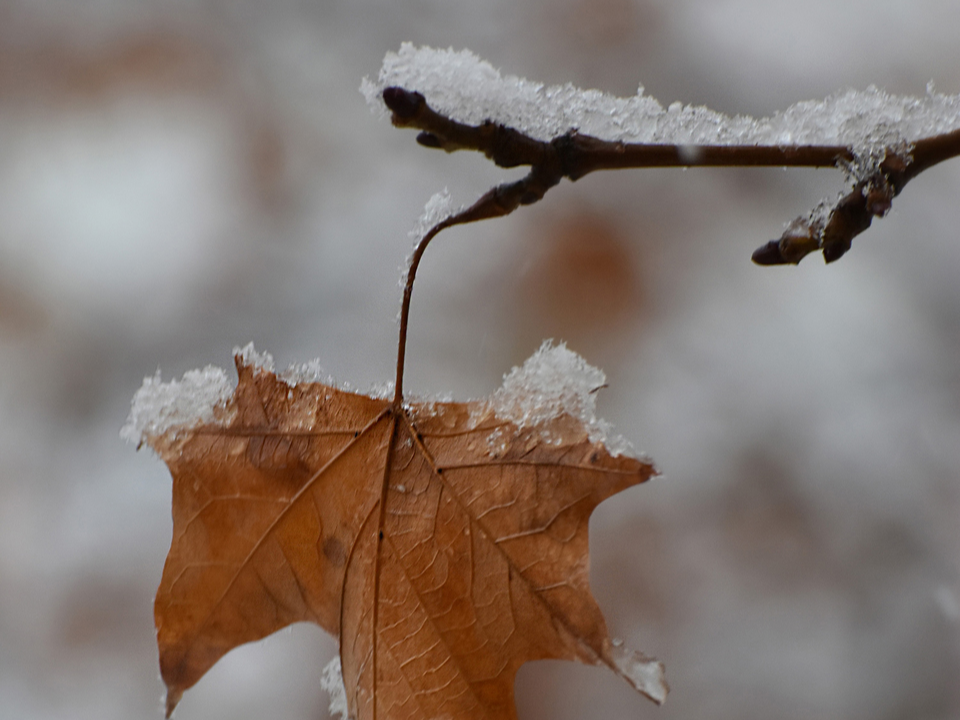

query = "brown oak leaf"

[127,342,666,719]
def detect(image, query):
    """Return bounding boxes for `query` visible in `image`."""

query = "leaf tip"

[164,686,183,718]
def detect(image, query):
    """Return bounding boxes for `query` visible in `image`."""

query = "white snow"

[234,341,276,373]
[120,343,271,447]
[120,365,233,446]
[489,341,634,456]
[234,341,356,390]
[122,343,397,447]
[399,189,457,294]
[122,340,635,455]
[396,189,460,322]
[409,189,455,245]
[608,642,669,705]
[320,656,348,720]
[279,357,329,386]
[364,44,960,162]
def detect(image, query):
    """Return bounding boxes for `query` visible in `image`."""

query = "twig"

[386,86,960,400]
[393,184,538,405]
[383,86,960,265]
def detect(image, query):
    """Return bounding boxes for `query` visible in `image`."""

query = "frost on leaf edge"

[122,341,642,461]
[484,340,637,458]
[119,342,335,448]
[120,365,234,448]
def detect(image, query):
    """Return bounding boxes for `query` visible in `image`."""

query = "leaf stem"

[392,160,567,405]
[394,219,448,407]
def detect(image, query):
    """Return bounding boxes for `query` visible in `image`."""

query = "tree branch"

[383,86,960,266]
[387,85,960,399]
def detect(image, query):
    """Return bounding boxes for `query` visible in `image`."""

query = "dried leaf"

[135,345,666,719]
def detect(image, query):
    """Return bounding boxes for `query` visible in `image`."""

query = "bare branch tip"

[416,131,442,149]
[382,86,425,121]
[751,240,791,266]
[822,240,851,264]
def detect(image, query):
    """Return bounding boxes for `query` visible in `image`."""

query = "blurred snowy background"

[1,1,959,719]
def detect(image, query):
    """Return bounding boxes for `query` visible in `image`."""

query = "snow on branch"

[364,43,960,153]
[365,44,960,265]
